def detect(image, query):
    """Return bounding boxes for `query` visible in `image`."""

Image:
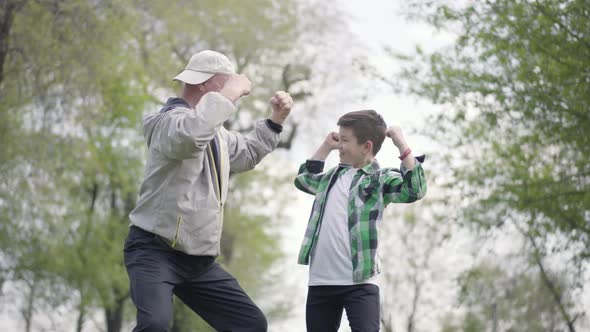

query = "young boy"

[294,110,426,332]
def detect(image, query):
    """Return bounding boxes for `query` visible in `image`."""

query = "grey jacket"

[129,92,280,255]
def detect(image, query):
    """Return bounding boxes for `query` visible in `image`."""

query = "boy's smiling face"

[338,126,373,168]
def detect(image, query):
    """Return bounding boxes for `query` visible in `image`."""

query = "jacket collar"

[160,97,191,113]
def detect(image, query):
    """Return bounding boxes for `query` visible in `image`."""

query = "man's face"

[201,74,229,93]
[338,126,370,168]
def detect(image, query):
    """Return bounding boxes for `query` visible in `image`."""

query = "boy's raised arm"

[386,125,415,170]
[311,132,340,161]
[382,126,427,205]
[294,132,339,195]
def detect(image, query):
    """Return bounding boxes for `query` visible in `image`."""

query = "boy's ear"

[364,140,374,155]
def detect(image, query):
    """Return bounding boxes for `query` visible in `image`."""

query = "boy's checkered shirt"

[294,158,427,282]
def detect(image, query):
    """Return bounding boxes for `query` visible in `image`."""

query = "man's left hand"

[269,91,293,125]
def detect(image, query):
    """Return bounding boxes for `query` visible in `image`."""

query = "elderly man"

[124,50,293,332]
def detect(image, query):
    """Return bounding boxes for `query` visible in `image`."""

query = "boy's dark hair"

[337,110,387,155]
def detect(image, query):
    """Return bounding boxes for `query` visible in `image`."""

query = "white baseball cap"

[173,50,235,85]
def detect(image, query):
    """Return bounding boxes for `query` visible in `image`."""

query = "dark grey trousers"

[124,226,267,332]
[306,284,380,332]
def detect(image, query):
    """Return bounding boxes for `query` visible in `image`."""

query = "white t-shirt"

[309,167,379,286]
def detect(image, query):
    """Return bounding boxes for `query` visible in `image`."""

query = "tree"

[0,0,348,330]
[384,1,589,330]
[378,188,458,332]
[400,0,590,257]
[441,261,577,332]
[1,1,148,331]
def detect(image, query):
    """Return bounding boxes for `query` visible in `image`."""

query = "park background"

[0,0,588,331]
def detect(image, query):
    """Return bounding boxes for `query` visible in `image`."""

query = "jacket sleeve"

[223,119,281,174]
[154,92,235,159]
[382,159,427,205]
[294,160,326,196]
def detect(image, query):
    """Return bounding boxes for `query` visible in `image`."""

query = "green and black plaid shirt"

[294,158,427,282]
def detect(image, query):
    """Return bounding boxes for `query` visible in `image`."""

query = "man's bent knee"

[134,313,172,332]
[247,309,267,332]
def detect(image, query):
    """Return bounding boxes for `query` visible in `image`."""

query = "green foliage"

[400,0,589,281]
[131,0,305,125]
[0,0,331,330]
[389,0,590,330]
[1,0,140,327]
[221,164,296,319]
[441,262,574,332]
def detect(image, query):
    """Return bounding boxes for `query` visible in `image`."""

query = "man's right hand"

[219,74,252,103]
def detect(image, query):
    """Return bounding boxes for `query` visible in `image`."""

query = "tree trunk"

[0,0,27,86]
[380,307,394,332]
[76,291,86,332]
[491,303,498,332]
[105,293,126,332]
[528,232,576,332]
[406,276,422,332]
[517,211,577,332]
[171,300,190,332]
[22,278,37,332]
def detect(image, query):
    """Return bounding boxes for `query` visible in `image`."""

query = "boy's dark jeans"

[306,284,380,332]
[124,226,267,332]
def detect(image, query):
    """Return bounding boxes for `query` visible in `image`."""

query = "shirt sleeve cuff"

[305,159,325,174]
[400,154,425,176]
[265,119,283,133]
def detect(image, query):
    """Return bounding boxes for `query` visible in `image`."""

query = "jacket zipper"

[171,214,182,248]
[207,134,223,216]
[172,134,223,249]
[218,133,224,219]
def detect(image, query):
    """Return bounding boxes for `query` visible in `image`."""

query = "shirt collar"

[337,159,380,175]
[360,159,380,174]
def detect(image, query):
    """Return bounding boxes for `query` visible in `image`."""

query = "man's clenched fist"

[269,91,294,125]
